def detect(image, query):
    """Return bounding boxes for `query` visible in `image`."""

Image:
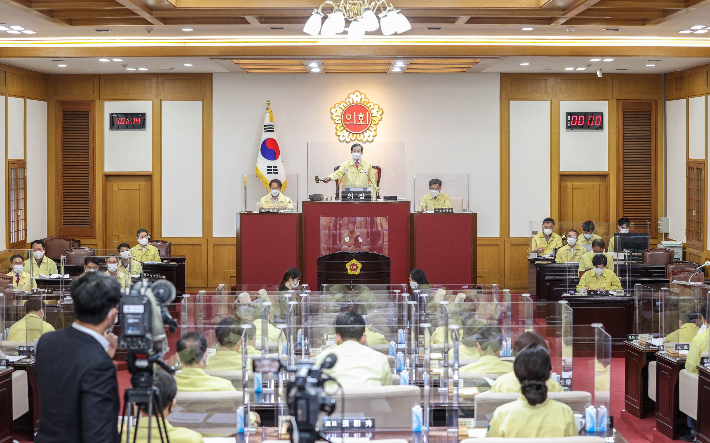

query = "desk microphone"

[686,261,710,282]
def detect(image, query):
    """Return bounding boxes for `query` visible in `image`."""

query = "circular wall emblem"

[331,91,383,143]
[342,104,372,134]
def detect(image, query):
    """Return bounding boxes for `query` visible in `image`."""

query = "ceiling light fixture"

[9,26,23,30]
[95,29,111,33]
[0,26,8,31]
[184,63,193,67]
[392,67,401,72]
[112,58,123,62]
[603,28,620,31]
[646,64,656,67]
[696,29,709,33]
[576,67,586,71]
[138,68,148,71]
[311,67,321,72]
[521,27,533,31]
[564,67,575,71]
[21,30,35,34]
[58,64,66,68]
[691,25,705,30]
[182,28,193,31]
[6,30,20,34]
[304,1,410,37]
[680,30,693,33]
[520,62,529,66]
[99,58,110,62]
[603,58,614,61]
[589,58,601,62]
[395,61,405,66]
[425,27,442,30]
[126,68,136,71]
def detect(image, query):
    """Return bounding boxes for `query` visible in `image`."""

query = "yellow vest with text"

[418,193,452,211]
[259,193,294,209]
[531,233,563,255]
[555,244,586,263]
[577,268,622,292]
[131,244,161,263]
[328,158,379,192]
[578,252,614,272]
[23,257,58,276]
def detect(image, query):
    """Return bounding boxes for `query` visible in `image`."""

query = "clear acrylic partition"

[660,285,703,349]
[318,216,390,257]
[705,292,710,367]
[307,142,406,201]
[320,283,407,294]
[242,173,300,213]
[593,324,612,437]
[0,249,34,285]
[634,284,662,340]
[412,173,470,212]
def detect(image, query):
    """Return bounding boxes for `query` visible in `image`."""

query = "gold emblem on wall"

[347,259,363,275]
[330,91,383,143]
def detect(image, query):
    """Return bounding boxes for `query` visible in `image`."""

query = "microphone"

[686,261,710,282]
[320,353,338,370]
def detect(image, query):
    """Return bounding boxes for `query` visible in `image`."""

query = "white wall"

[26,99,47,240]
[162,101,203,237]
[7,97,23,160]
[104,101,153,172]
[212,73,501,238]
[689,96,705,160]
[666,99,687,242]
[0,96,5,249]
[510,101,551,237]
[559,101,608,172]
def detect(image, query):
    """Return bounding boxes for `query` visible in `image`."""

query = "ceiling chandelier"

[303,0,411,38]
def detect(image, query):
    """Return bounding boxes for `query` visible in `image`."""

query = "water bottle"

[254,372,262,393]
[236,406,245,433]
[396,352,404,371]
[597,405,607,434]
[389,341,396,356]
[398,329,405,344]
[400,369,409,385]
[297,328,302,345]
[411,405,423,432]
[585,405,597,433]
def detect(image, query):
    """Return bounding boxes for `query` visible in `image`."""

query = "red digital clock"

[566,112,603,130]
[109,113,147,131]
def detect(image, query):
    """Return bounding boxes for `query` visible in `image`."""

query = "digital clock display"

[566,112,604,130]
[109,113,146,131]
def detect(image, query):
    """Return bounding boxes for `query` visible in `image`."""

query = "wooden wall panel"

[49,75,100,100]
[555,76,613,100]
[6,71,25,97]
[505,238,530,291]
[100,74,158,100]
[501,76,554,100]
[166,238,208,289]
[613,75,663,100]
[477,238,503,285]
[158,74,211,101]
[210,238,236,288]
[687,72,708,97]
[0,69,6,94]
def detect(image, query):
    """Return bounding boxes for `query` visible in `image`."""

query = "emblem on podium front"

[331,91,383,143]
[347,259,363,275]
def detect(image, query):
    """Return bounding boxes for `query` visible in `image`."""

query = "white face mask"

[430,189,440,198]
[107,263,118,272]
[120,250,131,260]
[33,250,44,260]
[410,281,418,289]
[567,237,577,246]
[543,228,553,236]
[619,228,629,234]
[594,268,604,277]
[12,264,24,274]
[106,309,118,334]
[138,237,149,246]
[584,233,592,240]
[292,280,299,288]
[271,189,280,197]
[85,268,97,273]
[352,152,362,161]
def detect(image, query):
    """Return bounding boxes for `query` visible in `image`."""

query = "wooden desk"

[624,341,658,418]
[9,359,38,440]
[697,365,710,443]
[561,296,634,352]
[655,352,687,440]
[0,368,13,443]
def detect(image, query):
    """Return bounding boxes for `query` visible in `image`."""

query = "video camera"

[254,354,339,443]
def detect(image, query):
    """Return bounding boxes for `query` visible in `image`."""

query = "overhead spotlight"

[691,25,705,30]
[182,28,193,31]
[589,58,601,62]
[521,27,533,31]
[520,62,529,66]
[10,26,23,30]
[184,63,193,67]
[126,68,136,71]
[138,68,149,71]
[311,67,321,72]
[597,69,602,78]
[99,58,110,62]
[603,58,614,62]
[646,64,656,67]
[564,67,575,71]
[21,30,35,34]
[58,64,67,68]
[112,58,123,62]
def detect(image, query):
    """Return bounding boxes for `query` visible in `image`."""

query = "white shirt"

[72,322,109,352]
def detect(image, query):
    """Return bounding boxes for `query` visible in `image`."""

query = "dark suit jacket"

[35,325,120,443]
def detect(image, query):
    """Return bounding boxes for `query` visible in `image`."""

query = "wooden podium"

[317,251,391,289]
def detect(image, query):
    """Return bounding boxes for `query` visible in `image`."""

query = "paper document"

[482,376,496,386]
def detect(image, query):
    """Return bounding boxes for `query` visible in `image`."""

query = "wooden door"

[105,175,152,250]
[8,160,27,249]
[560,174,609,237]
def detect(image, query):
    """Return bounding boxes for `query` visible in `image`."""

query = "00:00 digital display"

[565,112,604,130]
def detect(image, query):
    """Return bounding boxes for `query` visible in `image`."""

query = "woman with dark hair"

[490,331,563,393]
[278,268,301,291]
[486,345,577,437]
[408,268,429,289]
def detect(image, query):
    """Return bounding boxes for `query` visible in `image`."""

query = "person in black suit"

[35,272,122,443]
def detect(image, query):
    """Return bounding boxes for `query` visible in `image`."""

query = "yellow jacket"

[609,235,617,252]
[174,367,236,392]
[665,323,700,344]
[104,269,131,290]
[131,244,161,263]
[205,345,260,371]
[259,192,294,209]
[315,340,392,387]
[131,417,204,443]
[418,193,452,211]
[432,326,455,345]
[253,319,285,344]
[328,158,379,192]
[460,355,513,374]
[578,252,614,272]
[24,257,58,276]
[119,258,143,276]
[486,396,577,438]
[576,268,622,292]
[448,344,482,361]
[578,234,602,247]
[8,313,55,342]
[531,232,563,255]
[555,244,587,263]
[365,328,388,346]
[685,328,710,373]
[6,271,37,290]
[490,371,563,394]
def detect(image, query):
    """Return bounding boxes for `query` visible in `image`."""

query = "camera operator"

[35,272,122,443]
[315,311,392,387]
[133,367,204,443]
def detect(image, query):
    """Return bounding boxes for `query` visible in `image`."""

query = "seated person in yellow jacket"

[132,367,204,443]
[418,178,452,211]
[24,239,58,277]
[174,332,236,392]
[7,254,37,290]
[686,304,709,375]
[486,345,577,438]
[233,296,285,344]
[578,220,603,247]
[206,318,259,371]
[322,143,379,195]
[608,216,630,253]
[259,178,293,210]
[490,331,563,393]
[531,218,563,256]
[576,254,622,292]
[447,315,484,361]
[665,310,705,343]
[555,229,586,263]
[579,239,614,273]
[104,254,130,291]
[81,256,101,276]
[460,325,513,374]
[315,311,392,388]
[117,243,143,276]
[132,228,161,263]
[8,296,55,342]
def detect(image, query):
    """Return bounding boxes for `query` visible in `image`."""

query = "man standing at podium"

[322,143,378,193]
